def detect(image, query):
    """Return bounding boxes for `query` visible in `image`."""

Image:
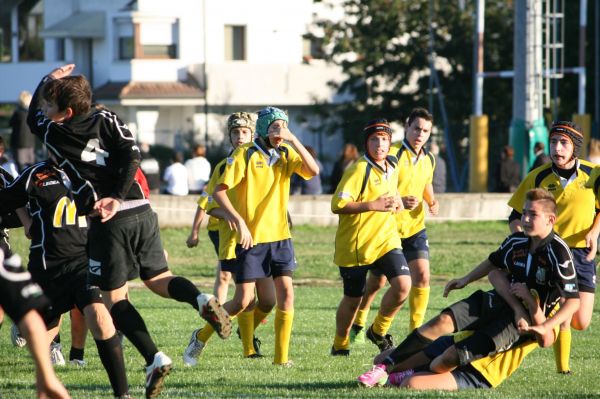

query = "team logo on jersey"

[338,191,351,199]
[546,183,557,192]
[227,157,234,165]
[558,260,573,270]
[89,259,102,276]
[535,267,547,285]
[512,249,527,265]
[20,282,43,299]
[34,170,59,187]
[255,161,264,168]
[564,283,577,293]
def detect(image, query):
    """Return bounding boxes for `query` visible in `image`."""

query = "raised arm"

[443,258,497,297]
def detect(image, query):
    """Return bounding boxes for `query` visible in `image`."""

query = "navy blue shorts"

[401,229,429,262]
[338,249,410,297]
[220,258,237,273]
[571,248,596,292]
[208,230,219,256]
[232,239,297,283]
[451,364,492,389]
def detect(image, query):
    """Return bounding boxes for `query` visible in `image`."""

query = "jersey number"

[81,139,109,166]
[53,196,87,228]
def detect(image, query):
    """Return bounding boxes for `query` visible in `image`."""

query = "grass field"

[1,222,599,398]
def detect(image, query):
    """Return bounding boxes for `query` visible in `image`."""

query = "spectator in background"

[329,143,360,193]
[430,142,446,193]
[186,144,211,194]
[139,142,161,194]
[163,152,189,195]
[0,137,18,178]
[291,146,323,195]
[9,91,36,172]
[495,145,521,193]
[530,141,552,171]
[587,138,600,164]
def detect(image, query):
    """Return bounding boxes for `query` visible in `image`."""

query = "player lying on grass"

[357,188,580,387]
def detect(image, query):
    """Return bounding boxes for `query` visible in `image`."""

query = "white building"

[0,0,346,157]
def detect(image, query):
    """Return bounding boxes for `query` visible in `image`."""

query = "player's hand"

[93,197,121,222]
[514,308,530,332]
[36,373,71,399]
[402,195,419,210]
[393,194,404,212]
[428,199,440,215]
[443,277,468,297]
[186,232,199,248]
[519,323,547,338]
[235,218,254,250]
[48,64,75,80]
[584,229,599,261]
[274,121,295,142]
[371,194,397,212]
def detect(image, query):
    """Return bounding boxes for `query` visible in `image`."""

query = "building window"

[18,0,44,61]
[55,38,65,61]
[119,37,134,60]
[224,25,245,61]
[302,35,324,62]
[114,18,133,60]
[136,19,178,59]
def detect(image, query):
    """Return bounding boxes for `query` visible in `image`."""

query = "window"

[137,19,178,59]
[18,0,44,61]
[114,18,133,60]
[302,35,324,62]
[224,25,246,61]
[55,38,65,61]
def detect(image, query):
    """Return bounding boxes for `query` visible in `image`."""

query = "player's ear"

[64,107,74,120]
[547,213,556,225]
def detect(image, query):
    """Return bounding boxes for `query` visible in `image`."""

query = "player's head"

[549,121,583,167]
[522,188,557,238]
[227,112,255,148]
[363,118,392,163]
[256,106,288,147]
[41,75,92,122]
[405,107,433,151]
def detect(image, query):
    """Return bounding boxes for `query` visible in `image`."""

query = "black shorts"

[338,249,410,297]
[451,364,492,389]
[32,259,103,329]
[208,230,220,256]
[444,290,520,364]
[0,263,48,324]
[571,248,596,292]
[232,239,297,283]
[88,206,169,291]
[401,229,430,262]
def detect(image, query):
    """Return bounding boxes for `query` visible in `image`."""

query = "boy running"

[330,118,411,356]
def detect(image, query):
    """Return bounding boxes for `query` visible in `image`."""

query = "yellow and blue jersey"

[389,140,435,238]
[217,140,311,245]
[332,156,401,267]
[508,160,596,248]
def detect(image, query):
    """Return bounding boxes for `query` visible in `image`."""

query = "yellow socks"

[354,308,369,329]
[274,308,294,365]
[409,286,430,332]
[237,310,256,357]
[553,328,571,373]
[333,334,350,351]
[253,306,270,327]
[372,313,394,337]
[196,313,238,344]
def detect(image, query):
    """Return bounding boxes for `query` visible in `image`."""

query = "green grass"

[1,222,599,398]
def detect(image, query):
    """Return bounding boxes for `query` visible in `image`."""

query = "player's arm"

[508,209,523,232]
[186,206,206,248]
[19,310,72,399]
[584,210,600,261]
[487,270,533,330]
[520,297,579,347]
[423,183,439,215]
[443,258,497,297]
[213,184,253,249]
[333,195,399,214]
[277,124,319,177]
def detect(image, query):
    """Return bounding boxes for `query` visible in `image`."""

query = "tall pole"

[595,0,600,136]
[203,0,209,146]
[579,0,587,114]
[473,0,485,116]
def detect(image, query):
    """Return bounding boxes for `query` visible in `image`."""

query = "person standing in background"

[530,141,552,171]
[330,143,360,193]
[163,152,189,196]
[186,144,211,194]
[9,91,36,172]
[430,142,446,193]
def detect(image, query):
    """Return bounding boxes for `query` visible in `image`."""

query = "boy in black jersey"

[358,188,580,387]
[27,64,231,399]
[0,159,132,397]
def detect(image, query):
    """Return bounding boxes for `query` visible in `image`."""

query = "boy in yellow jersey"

[183,112,276,366]
[350,108,439,348]
[330,118,412,357]
[508,121,598,374]
[212,107,319,366]
[358,188,580,387]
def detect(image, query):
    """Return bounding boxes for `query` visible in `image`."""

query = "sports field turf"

[1,222,599,398]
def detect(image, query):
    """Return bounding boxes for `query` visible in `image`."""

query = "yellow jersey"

[332,156,402,267]
[389,140,435,238]
[205,158,237,260]
[217,141,311,244]
[198,159,228,232]
[508,160,596,248]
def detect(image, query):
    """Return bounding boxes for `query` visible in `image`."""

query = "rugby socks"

[333,334,350,351]
[274,308,294,364]
[238,310,256,356]
[553,328,572,373]
[95,334,129,397]
[253,306,270,328]
[110,300,158,365]
[408,286,430,331]
[387,328,433,366]
[354,309,369,329]
[167,276,201,310]
[69,347,85,362]
[197,324,215,343]
[371,313,394,336]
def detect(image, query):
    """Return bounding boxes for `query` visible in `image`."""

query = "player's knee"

[428,312,454,332]
[571,316,590,331]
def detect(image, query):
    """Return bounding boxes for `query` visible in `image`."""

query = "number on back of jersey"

[81,139,109,166]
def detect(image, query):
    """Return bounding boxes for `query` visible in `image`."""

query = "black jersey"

[27,76,144,215]
[488,231,579,316]
[0,166,22,231]
[0,161,88,277]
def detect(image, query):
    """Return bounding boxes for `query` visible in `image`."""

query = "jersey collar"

[530,230,555,254]
[403,138,428,160]
[364,154,396,179]
[253,139,281,167]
